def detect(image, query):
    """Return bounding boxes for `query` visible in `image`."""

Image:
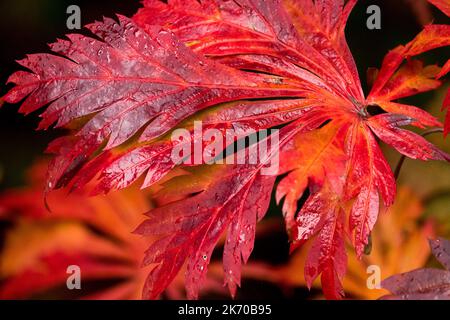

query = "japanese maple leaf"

[427,0,450,135]
[382,238,450,300]
[428,0,450,17]
[218,187,434,300]
[2,0,450,299]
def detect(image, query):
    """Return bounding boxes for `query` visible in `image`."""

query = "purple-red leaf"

[382,238,450,300]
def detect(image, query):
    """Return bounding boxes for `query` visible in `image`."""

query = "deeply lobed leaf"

[2,0,450,299]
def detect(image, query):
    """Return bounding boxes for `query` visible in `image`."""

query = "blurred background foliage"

[0,0,449,299]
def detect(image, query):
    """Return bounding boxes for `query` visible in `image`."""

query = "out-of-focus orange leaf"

[0,161,151,299]
[0,161,225,299]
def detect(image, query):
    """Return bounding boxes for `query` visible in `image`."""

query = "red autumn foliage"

[2,0,450,299]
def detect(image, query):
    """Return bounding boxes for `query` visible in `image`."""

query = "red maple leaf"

[426,0,450,135]
[2,0,450,299]
[428,0,450,17]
